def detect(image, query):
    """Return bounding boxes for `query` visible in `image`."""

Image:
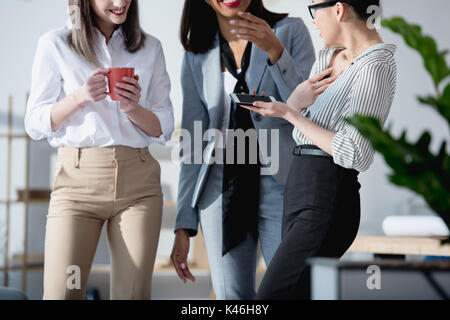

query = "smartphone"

[230,93,276,106]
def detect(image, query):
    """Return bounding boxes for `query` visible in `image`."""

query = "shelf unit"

[1,95,31,291]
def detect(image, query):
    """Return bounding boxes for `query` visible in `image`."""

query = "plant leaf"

[382,17,450,87]
[345,115,450,233]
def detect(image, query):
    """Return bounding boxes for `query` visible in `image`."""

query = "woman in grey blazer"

[170,0,315,299]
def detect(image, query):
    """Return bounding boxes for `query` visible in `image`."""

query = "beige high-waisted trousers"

[43,146,163,300]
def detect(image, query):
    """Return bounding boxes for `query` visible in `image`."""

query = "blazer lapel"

[201,34,224,124]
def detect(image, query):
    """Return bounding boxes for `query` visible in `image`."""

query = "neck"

[341,23,383,61]
[95,19,117,44]
[217,14,244,45]
[216,13,248,70]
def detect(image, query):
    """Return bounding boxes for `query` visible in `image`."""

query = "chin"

[322,38,337,47]
[109,16,127,24]
[218,0,250,17]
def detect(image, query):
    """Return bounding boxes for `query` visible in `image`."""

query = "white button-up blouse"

[25,20,174,148]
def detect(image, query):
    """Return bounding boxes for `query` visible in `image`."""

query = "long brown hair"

[180,0,288,54]
[67,0,146,67]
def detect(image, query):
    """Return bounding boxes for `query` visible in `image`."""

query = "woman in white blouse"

[243,0,397,299]
[25,0,174,299]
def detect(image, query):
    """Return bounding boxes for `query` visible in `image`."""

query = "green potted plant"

[346,17,450,244]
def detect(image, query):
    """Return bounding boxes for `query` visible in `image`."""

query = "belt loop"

[139,148,145,162]
[74,148,81,168]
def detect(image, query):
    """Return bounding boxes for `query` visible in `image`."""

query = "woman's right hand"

[170,229,196,283]
[287,68,337,112]
[74,68,109,106]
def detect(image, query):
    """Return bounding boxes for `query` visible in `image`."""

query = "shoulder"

[141,32,164,54]
[181,39,215,71]
[38,26,71,49]
[318,46,342,58]
[273,16,305,29]
[357,44,397,74]
[273,17,312,48]
[273,16,308,33]
[142,32,161,48]
[353,46,398,94]
[316,46,342,66]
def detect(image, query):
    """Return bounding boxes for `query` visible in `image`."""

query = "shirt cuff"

[41,104,54,137]
[174,209,199,237]
[331,130,355,169]
[151,109,174,144]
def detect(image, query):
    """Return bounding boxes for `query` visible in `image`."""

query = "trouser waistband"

[57,146,150,168]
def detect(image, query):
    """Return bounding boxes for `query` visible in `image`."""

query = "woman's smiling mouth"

[109,7,126,16]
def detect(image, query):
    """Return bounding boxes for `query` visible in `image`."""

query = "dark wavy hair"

[180,0,288,54]
[67,0,146,67]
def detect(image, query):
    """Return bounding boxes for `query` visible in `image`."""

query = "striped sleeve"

[331,61,395,172]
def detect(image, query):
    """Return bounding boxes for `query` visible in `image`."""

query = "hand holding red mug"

[73,68,109,106]
[114,74,142,115]
[72,67,141,115]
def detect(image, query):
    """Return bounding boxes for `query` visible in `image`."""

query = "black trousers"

[256,149,361,300]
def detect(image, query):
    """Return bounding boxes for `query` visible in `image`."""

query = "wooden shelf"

[0,133,28,138]
[0,199,50,205]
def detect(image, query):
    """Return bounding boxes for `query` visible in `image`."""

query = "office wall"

[0,0,449,297]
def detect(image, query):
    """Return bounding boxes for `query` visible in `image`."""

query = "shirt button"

[282,69,287,75]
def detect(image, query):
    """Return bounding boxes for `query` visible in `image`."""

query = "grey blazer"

[175,17,315,236]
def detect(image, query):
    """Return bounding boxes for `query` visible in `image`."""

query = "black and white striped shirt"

[293,43,397,172]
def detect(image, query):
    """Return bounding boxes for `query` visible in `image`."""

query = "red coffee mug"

[106,67,135,101]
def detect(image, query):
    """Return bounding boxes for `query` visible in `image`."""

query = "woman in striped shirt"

[242,0,397,299]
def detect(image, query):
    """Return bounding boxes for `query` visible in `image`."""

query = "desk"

[348,236,450,257]
[308,257,450,300]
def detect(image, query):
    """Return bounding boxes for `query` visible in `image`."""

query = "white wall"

[1,0,449,297]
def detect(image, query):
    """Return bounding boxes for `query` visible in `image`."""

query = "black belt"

[293,145,331,157]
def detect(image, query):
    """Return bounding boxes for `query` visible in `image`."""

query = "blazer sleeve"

[267,18,316,102]
[174,53,209,237]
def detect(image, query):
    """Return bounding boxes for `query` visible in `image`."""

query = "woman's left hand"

[241,101,295,120]
[230,11,284,64]
[115,75,142,114]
